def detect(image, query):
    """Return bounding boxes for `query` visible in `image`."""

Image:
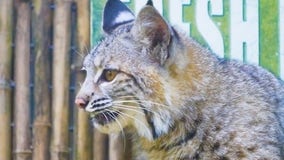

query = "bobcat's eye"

[101,69,118,82]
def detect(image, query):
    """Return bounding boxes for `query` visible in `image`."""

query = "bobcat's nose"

[75,98,89,109]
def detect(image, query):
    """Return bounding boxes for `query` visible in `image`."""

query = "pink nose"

[75,98,88,109]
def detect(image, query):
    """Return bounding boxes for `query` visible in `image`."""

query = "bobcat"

[75,0,284,159]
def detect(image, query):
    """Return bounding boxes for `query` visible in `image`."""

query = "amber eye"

[101,69,118,82]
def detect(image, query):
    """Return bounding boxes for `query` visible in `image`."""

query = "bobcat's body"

[75,0,284,159]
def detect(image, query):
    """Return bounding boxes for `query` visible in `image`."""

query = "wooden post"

[13,0,32,160]
[32,0,52,160]
[109,133,124,160]
[94,131,108,160]
[74,0,93,159]
[50,0,72,159]
[109,133,133,160]
[0,0,13,159]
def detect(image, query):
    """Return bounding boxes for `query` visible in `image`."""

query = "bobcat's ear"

[103,0,135,34]
[131,5,171,65]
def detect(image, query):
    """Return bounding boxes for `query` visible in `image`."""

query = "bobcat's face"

[75,0,180,140]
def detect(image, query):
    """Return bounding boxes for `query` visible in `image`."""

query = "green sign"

[91,0,284,79]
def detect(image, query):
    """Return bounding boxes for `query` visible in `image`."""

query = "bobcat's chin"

[89,111,119,125]
[89,111,126,134]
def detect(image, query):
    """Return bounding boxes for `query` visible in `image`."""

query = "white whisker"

[113,103,159,116]
[114,99,182,114]
[113,105,146,115]
[112,108,151,137]
[73,47,85,59]
[105,109,127,152]
[114,98,193,121]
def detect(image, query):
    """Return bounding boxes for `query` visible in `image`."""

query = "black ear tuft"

[103,0,135,34]
[146,0,153,6]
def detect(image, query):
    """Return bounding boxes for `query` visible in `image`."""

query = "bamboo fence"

[0,0,128,160]
[0,0,13,160]
[51,0,72,159]
[32,0,52,160]
[74,0,92,159]
[13,0,32,160]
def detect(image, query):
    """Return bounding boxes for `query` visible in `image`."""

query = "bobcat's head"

[75,0,197,140]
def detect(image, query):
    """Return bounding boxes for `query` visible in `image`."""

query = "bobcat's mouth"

[90,111,119,125]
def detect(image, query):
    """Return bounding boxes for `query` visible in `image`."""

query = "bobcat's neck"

[133,108,203,159]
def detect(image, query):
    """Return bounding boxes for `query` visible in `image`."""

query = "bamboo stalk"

[13,1,32,160]
[109,133,124,160]
[50,0,72,160]
[94,131,108,160]
[109,133,133,160]
[32,0,52,160]
[74,0,93,159]
[0,0,13,159]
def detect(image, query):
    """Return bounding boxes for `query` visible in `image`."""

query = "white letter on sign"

[196,0,224,57]
[168,0,191,35]
[230,0,259,64]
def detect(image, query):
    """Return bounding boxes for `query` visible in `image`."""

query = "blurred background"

[0,0,283,160]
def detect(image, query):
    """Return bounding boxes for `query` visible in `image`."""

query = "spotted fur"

[75,0,284,159]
